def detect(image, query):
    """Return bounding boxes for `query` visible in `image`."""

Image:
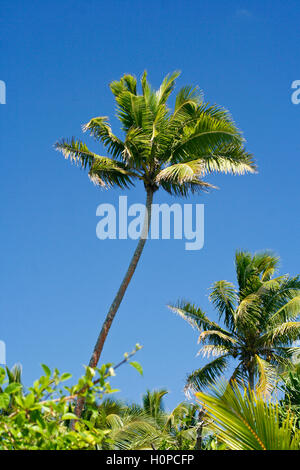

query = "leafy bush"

[0,346,144,450]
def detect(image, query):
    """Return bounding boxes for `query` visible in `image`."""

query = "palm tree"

[169,250,300,395]
[141,389,203,449]
[86,393,200,449]
[55,71,256,414]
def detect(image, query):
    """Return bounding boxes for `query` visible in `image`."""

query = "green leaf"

[41,364,51,377]
[5,383,22,394]
[24,393,35,409]
[61,413,78,420]
[60,373,72,382]
[0,392,10,409]
[129,361,143,376]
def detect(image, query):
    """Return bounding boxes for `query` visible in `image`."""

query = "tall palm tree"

[169,251,300,395]
[55,72,256,414]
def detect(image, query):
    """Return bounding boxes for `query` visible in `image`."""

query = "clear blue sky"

[0,0,299,410]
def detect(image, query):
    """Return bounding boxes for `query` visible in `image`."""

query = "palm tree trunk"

[248,367,255,391]
[194,407,205,450]
[74,188,154,419]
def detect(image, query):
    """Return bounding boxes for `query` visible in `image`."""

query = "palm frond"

[199,143,257,175]
[198,330,237,349]
[55,138,136,189]
[185,355,229,394]
[196,382,300,450]
[234,292,262,327]
[255,355,277,398]
[158,178,214,197]
[269,294,300,325]
[82,117,125,159]
[156,159,205,183]
[168,302,233,338]
[209,280,237,329]
[262,276,300,323]
[171,109,243,162]
[156,71,181,106]
[197,344,230,359]
[268,322,300,344]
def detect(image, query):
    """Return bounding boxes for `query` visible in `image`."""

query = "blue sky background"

[0,0,299,410]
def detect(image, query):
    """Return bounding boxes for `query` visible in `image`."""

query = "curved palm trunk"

[194,407,206,450]
[248,363,255,391]
[249,371,254,391]
[74,189,154,419]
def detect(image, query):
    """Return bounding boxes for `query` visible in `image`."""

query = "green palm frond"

[199,143,257,175]
[142,389,168,423]
[164,402,195,429]
[168,302,233,338]
[122,74,137,95]
[55,138,136,189]
[174,86,203,116]
[55,138,100,169]
[236,251,279,292]
[185,355,230,394]
[89,157,136,189]
[171,111,243,162]
[156,71,181,106]
[197,344,230,359]
[196,382,300,450]
[82,117,125,159]
[106,411,160,450]
[269,322,300,344]
[262,276,300,321]
[255,355,277,397]
[197,330,237,349]
[234,292,262,327]
[156,160,205,183]
[209,280,237,329]
[269,295,300,325]
[252,252,280,281]
[158,178,213,197]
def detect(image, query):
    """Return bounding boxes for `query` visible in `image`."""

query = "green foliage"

[197,381,300,450]
[129,361,143,376]
[84,389,202,450]
[170,250,300,395]
[280,364,300,428]
[0,361,128,449]
[1,361,299,450]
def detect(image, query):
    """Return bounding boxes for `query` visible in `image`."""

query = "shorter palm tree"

[87,391,202,449]
[169,250,300,395]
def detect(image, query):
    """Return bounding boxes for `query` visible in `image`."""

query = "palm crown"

[170,251,300,396]
[55,71,256,195]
